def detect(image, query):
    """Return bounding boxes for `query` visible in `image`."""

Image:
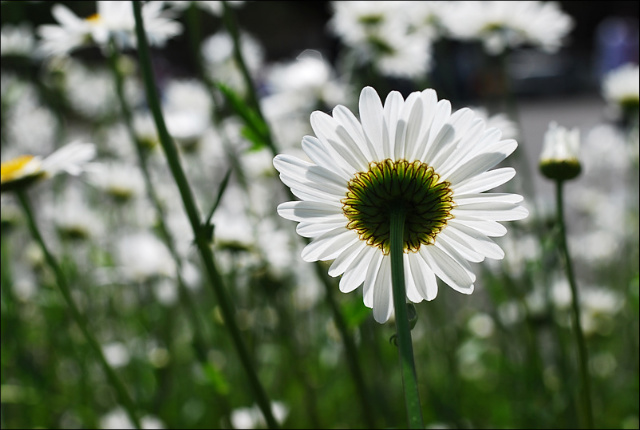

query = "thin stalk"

[106,38,210,366]
[131,3,278,428]
[215,3,377,425]
[555,180,594,429]
[15,190,141,430]
[389,208,424,429]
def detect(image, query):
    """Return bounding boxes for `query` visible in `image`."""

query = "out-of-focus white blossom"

[443,1,573,55]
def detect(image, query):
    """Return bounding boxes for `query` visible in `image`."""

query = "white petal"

[301,228,358,262]
[301,135,352,180]
[444,224,505,260]
[452,204,529,221]
[404,253,423,303]
[444,141,517,185]
[372,256,393,323]
[363,250,384,308]
[358,86,385,161]
[311,111,368,172]
[382,91,404,159]
[339,245,377,293]
[417,99,452,161]
[454,193,524,206]
[273,154,347,195]
[436,117,485,175]
[420,244,475,294]
[329,240,367,278]
[429,108,476,170]
[448,214,508,237]
[333,105,377,162]
[452,168,516,194]
[277,201,342,222]
[394,92,422,160]
[437,230,484,263]
[407,252,438,301]
[296,220,347,238]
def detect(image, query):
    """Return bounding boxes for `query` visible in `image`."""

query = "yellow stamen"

[1,155,36,183]
[85,13,101,23]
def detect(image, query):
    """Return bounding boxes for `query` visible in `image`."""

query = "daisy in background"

[273,86,528,323]
[328,1,433,80]
[601,62,640,124]
[36,1,182,57]
[443,1,574,56]
[1,141,96,193]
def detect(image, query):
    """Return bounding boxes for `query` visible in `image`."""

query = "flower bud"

[539,121,581,181]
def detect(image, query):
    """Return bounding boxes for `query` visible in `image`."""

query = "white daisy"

[539,121,581,181]
[1,141,96,193]
[601,62,640,120]
[37,2,182,57]
[273,86,528,323]
[443,1,574,55]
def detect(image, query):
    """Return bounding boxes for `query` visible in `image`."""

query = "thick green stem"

[131,2,278,428]
[389,209,424,429]
[16,190,141,429]
[555,180,594,429]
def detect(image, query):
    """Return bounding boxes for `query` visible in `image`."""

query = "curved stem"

[131,2,278,428]
[389,208,424,429]
[16,190,142,430]
[555,180,594,429]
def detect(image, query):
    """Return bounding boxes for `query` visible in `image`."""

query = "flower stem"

[106,39,212,368]
[555,180,594,429]
[389,208,424,429]
[131,2,278,428]
[15,190,142,430]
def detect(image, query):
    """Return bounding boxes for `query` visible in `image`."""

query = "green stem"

[15,190,141,430]
[131,3,278,428]
[389,208,424,429]
[555,180,594,429]
[215,3,377,425]
[106,39,212,366]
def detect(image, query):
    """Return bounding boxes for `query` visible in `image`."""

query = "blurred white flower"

[230,401,289,429]
[102,342,131,368]
[467,312,495,338]
[116,231,177,283]
[4,83,58,156]
[1,23,36,56]
[201,30,265,96]
[37,1,182,56]
[1,141,96,193]
[443,1,573,55]
[163,0,245,16]
[601,62,640,118]
[162,79,212,147]
[87,162,146,202]
[329,1,432,79]
[50,188,105,240]
[99,407,164,429]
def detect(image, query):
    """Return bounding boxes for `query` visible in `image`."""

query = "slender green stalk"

[215,3,377,426]
[555,180,594,429]
[389,208,424,429]
[131,3,278,428]
[15,190,142,430]
[106,38,211,365]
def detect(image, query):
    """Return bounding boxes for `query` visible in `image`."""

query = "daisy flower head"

[443,1,574,55]
[273,86,528,323]
[539,121,581,181]
[1,141,96,193]
[601,62,640,122]
[37,1,182,57]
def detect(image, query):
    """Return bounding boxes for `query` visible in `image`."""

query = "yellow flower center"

[1,155,37,184]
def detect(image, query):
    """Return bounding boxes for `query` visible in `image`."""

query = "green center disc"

[342,159,455,254]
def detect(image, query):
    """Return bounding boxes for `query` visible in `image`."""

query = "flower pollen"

[342,159,454,254]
